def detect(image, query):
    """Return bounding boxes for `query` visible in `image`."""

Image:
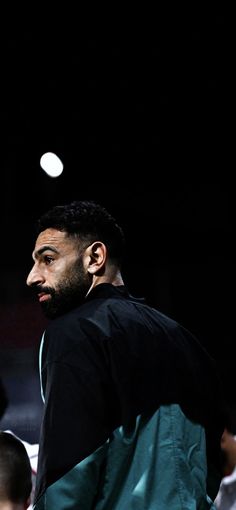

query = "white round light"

[40,152,64,178]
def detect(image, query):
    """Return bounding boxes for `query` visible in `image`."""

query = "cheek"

[46,263,67,284]
[53,260,70,274]
[62,261,82,283]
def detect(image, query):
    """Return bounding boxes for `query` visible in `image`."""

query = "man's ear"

[85,242,107,275]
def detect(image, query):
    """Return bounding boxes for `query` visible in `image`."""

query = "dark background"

[0,13,235,442]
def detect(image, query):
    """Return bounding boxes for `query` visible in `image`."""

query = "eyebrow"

[33,245,60,259]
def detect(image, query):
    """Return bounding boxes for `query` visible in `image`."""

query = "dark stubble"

[39,257,92,319]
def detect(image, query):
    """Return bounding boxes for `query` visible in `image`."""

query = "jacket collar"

[85,283,145,303]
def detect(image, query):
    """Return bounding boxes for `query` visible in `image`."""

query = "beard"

[39,258,92,319]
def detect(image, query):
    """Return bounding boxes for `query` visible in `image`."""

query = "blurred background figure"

[215,410,236,510]
[0,351,39,508]
[221,429,236,476]
[3,431,39,510]
[0,431,32,509]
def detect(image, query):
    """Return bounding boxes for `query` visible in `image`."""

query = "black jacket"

[34,283,225,508]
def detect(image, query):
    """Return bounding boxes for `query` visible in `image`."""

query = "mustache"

[32,285,54,296]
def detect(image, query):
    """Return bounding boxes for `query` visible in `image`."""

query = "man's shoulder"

[43,288,184,348]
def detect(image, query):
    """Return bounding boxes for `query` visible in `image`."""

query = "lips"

[38,292,51,303]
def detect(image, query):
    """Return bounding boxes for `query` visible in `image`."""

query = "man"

[27,200,225,509]
[0,431,32,509]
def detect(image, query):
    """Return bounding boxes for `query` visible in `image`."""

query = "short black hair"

[37,200,125,266]
[0,431,32,504]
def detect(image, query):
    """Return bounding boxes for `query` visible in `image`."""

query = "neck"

[86,269,124,297]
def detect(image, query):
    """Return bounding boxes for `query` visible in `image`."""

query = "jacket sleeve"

[34,324,114,509]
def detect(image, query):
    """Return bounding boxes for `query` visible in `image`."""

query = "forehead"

[33,228,77,254]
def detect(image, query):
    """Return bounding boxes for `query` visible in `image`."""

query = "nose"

[26,263,45,287]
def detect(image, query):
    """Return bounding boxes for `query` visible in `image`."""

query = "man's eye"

[44,256,54,264]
